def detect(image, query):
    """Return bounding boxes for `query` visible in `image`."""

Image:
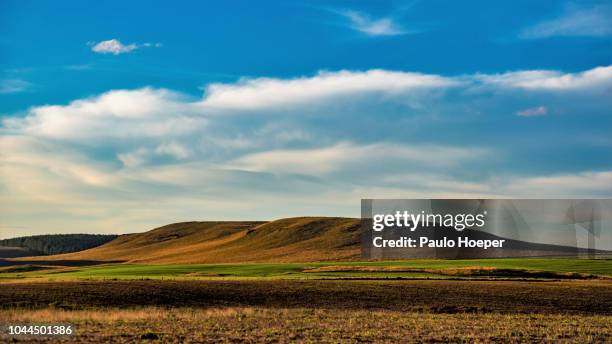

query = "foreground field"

[2,258,611,281]
[1,307,610,343]
[2,279,611,314]
[1,279,611,342]
[2,258,611,342]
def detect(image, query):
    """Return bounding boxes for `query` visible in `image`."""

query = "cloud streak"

[474,66,612,91]
[340,10,407,36]
[0,79,30,94]
[229,142,485,175]
[521,4,612,39]
[516,106,547,117]
[201,70,457,110]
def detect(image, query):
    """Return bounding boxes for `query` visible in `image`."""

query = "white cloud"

[0,135,117,187]
[91,39,138,54]
[2,66,609,146]
[201,69,457,110]
[3,88,206,141]
[90,39,162,55]
[516,106,547,117]
[200,66,612,112]
[229,142,486,175]
[521,4,612,39]
[475,66,612,91]
[0,79,30,94]
[340,10,406,36]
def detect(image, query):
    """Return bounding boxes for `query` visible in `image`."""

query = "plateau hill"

[31,218,361,263]
[13,217,605,264]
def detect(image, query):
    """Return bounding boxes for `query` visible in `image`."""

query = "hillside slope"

[30,218,362,264]
[15,217,604,265]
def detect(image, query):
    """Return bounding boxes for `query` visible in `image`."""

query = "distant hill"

[12,217,606,264]
[22,218,361,263]
[0,234,118,257]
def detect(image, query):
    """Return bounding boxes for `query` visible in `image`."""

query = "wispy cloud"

[520,4,612,39]
[339,10,407,36]
[89,39,162,55]
[230,142,484,175]
[503,171,612,196]
[64,64,92,71]
[474,66,612,90]
[142,42,163,48]
[516,106,547,117]
[0,79,30,94]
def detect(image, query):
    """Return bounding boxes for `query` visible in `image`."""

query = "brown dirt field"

[1,279,611,315]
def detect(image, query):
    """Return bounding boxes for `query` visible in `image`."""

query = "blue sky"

[1,1,612,238]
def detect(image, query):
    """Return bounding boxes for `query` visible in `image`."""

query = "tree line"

[0,234,118,255]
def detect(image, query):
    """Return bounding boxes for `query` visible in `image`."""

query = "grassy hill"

[13,216,608,265]
[28,217,362,264]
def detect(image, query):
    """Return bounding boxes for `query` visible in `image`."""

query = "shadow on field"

[1,279,611,315]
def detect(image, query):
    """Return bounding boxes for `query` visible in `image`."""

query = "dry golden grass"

[15,217,361,264]
[1,307,610,343]
[0,307,257,323]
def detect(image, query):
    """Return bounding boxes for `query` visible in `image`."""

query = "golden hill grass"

[21,217,361,264]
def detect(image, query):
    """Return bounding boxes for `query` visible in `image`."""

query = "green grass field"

[2,258,610,281]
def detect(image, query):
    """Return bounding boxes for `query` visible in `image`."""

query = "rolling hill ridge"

[26,217,361,264]
[10,217,606,264]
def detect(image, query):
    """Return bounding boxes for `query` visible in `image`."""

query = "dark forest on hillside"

[0,234,118,255]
